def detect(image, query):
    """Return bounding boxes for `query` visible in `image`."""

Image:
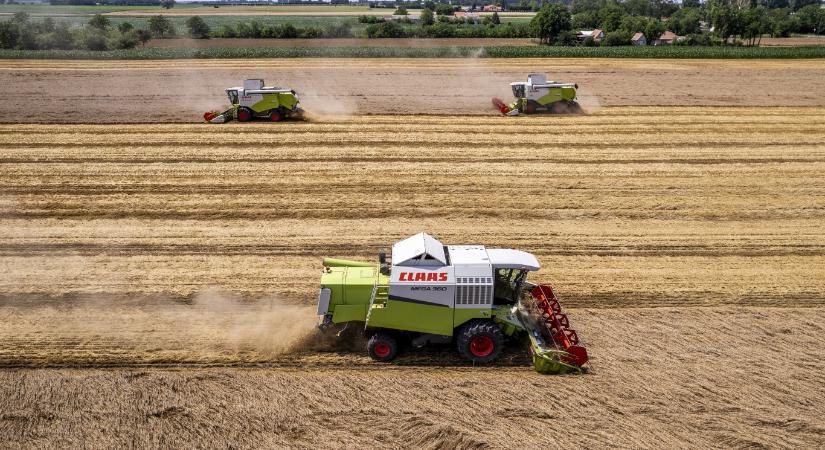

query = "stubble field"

[1,57,825,448]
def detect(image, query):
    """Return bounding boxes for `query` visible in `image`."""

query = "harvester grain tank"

[316,233,589,374]
[493,73,582,116]
[204,79,302,123]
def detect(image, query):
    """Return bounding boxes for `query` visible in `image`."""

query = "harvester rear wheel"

[550,102,569,114]
[237,107,253,122]
[456,320,504,364]
[269,111,282,122]
[525,101,539,114]
[367,332,399,362]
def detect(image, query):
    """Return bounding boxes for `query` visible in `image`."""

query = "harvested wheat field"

[2,58,825,122]
[2,107,825,448]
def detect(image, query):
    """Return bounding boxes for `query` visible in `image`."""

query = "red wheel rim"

[238,109,250,121]
[270,112,281,122]
[374,342,391,358]
[469,336,494,357]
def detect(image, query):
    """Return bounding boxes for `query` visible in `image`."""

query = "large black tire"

[549,101,569,114]
[456,320,504,364]
[367,332,399,362]
[237,107,254,122]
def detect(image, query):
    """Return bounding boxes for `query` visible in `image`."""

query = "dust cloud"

[1,290,321,363]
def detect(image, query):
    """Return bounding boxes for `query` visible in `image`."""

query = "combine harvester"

[316,233,588,374]
[493,73,583,116]
[204,79,303,123]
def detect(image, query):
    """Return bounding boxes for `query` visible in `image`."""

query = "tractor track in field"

[1,109,824,309]
[2,59,825,122]
[1,107,825,448]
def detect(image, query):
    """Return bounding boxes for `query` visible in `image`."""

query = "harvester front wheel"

[269,110,282,122]
[367,332,399,362]
[237,107,253,122]
[456,320,504,364]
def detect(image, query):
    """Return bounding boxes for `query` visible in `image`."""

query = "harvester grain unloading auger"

[204,79,303,123]
[316,233,588,374]
[493,73,583,116]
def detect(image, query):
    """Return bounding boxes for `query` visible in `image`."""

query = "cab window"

[227,90,239,105]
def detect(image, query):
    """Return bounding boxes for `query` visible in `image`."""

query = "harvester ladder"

[365,279,389,325]
[530,284,588,367]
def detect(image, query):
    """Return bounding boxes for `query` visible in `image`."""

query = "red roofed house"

[631,32,646,45]
[653,31,678,46]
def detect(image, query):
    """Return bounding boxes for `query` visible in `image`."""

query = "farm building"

[653,31,679,45]
[578,29,605,43]
[483,4,502,11]
[631,32,647,45]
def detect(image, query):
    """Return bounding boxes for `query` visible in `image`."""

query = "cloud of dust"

[575,86,603,113]
[189,289,319,355]
[13,290,322,360]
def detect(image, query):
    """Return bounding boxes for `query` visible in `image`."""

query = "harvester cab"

[317,233,589,374]
[493,73,582,116]
[204,79,303,123]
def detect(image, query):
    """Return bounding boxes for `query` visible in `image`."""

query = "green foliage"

[118,22,133,34]
[148,15,174,38]
[601,30,632,45]
[394,6,408,15]
[358,15,383,24]
[366,21,405,38]
[531,3,572,45]
[135,29,152,46]
[491,11,501,25]
[795,4,824,34]
[88,14,110,30]
[83,30,108,51]
[435,4,455,16]
[789,0,820,11]
[3,45,825,60]
[161,0,175,10]
[185,16,210,39]
[665,7,702,36]
[421,8,435,26]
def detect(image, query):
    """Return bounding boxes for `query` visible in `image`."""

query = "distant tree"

[88,14,110,30]
[185,16,210,38]
[118,22,134,34]
[789,0,819,11]
[394,5,408,15]
[148,15,174,38]
[435,4,455,16]
[424,0,436,11]
[135,28,152,46]
[0,21,21,49]
[741,5,770,45]
[796,4,825,34]
[12,12,30,24]
[366,21,406,38]
[421,8,435,25]
[682,0,702,7]
[571,0,606,15]
[492,11,501,24]
[42,17,56,33]
[161,0,175,10]
[530,3,572,44]
[84,31,108,51]
[600,30,632,45]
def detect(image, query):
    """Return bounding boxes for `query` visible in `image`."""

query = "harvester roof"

[391,233,540,271]
[392,232,447,266]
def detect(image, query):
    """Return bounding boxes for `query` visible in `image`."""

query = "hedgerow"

[2,45,824,59]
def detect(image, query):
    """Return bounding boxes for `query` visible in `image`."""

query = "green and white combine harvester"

[493,73,583,116]
[204,79,303,123]
[317,233,589,374]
